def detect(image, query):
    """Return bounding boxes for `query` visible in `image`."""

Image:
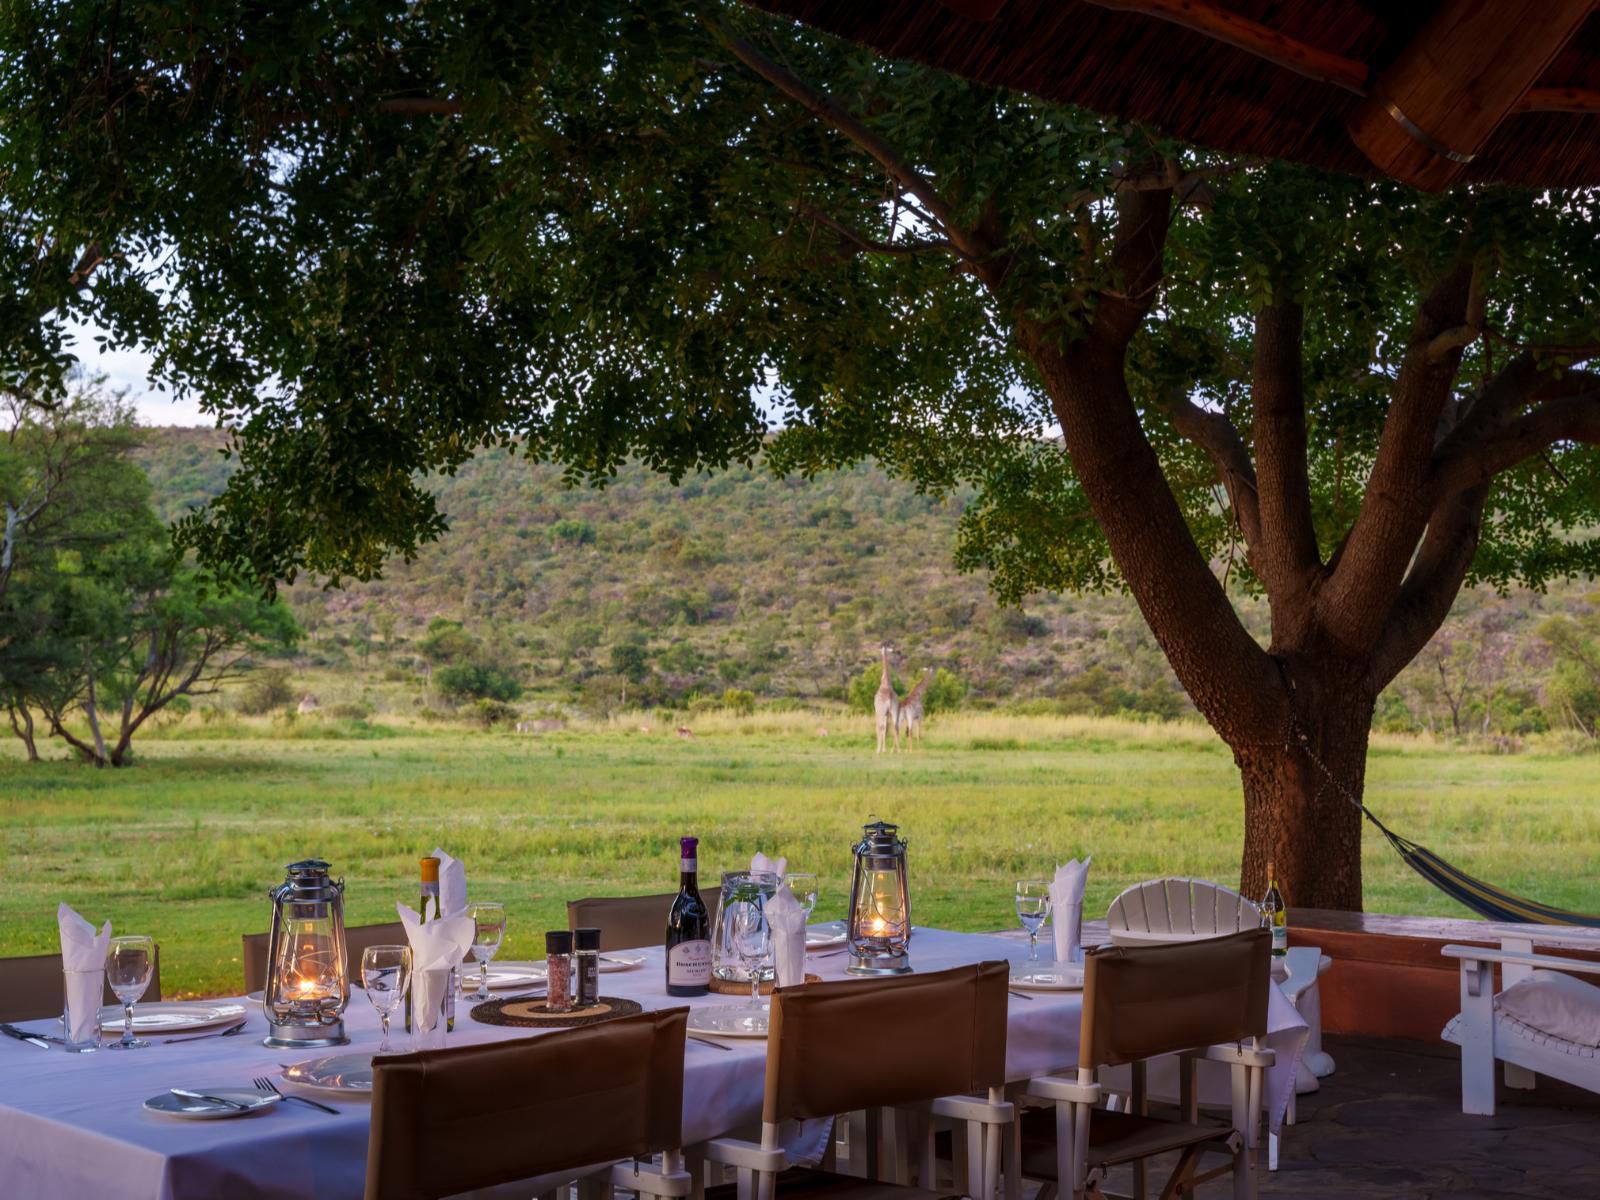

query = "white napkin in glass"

[751,851,787,880]
[58,903,112,1042]
[766,883,808,988]
[430,846,468,919]
[397,902,473,1032]
[1050,858,1092,964]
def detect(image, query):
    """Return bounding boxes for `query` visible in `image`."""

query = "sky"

[65,318,209,426]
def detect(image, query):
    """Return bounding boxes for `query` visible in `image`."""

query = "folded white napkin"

[751,851,787,880]
[397,902,474,1033]
[1050,858,1092,964]
[766,883,808,988]
[430,846,468,919]
[58,903,112,1042]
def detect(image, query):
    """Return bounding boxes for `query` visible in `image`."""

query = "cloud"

[63,321,210,427]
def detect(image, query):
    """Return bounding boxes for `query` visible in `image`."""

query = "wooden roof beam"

[1083,0,1369,93]
[1347,0,1597,192]
[1517,85,1600,114]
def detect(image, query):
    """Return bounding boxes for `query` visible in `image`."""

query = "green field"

[3,712,1596,997]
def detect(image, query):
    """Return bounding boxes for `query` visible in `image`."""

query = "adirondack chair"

[1442,932,1600,1116]
[1104,877,1334,1172]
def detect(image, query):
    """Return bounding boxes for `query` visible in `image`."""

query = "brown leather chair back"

[243,921,406,994]
[763,961,1008,1124]
[1080,928,1270,1069]
[566,893,675,952]
[0,948,163,1022]
[365,1007,688,1200]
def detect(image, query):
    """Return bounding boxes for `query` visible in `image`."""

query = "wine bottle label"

[1271,926,1287,953]
[667,939,711,986]
[681,857,696,874]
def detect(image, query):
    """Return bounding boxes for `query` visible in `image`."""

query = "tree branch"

[1431,389,1600,497]
[1165,391,1262,546]
[1091,184,1173,347]
[1251,300,1320,587]
[794,202,955,258]
[1370,485,1490,688]
[1319,258,1480,652]
[708,20,987,265]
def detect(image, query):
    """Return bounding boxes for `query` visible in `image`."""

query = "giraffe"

[897,668,933,749]
[874,646,901,754]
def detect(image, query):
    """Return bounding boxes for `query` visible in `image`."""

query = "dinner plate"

[281,1052,375,1095]
[98,1001,249,1033]
[492,953,646,980]
[687,1006,770,1039]
[805,921,847,950]
[473,966,549,991]
[144,1088,282,1120]
[1009,964,1085,991]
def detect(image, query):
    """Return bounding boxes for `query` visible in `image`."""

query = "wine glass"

[724,888,771,1021]
[362,945,411,1053]
[1015,880,1052,962]
[785,873,819,921]
[468,902,507,1001]
[104,935,156,1049]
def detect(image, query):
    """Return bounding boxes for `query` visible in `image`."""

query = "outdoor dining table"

[0,927,1308,1200]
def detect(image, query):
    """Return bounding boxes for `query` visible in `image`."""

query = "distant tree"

[1539,602,1600,736]
[722,687,756,716]
[923,668,966,714]
[418,618,479,664]
[847,662,902,714]
[435,662,522,704]
[374,607,399,658]
[237,666,296,716]
[610,637,651,684]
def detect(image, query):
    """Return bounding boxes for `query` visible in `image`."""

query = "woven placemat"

[469,995,642,1028]
[710,973,821,996]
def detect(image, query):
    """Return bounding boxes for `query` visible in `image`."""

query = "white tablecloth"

[0,928,1307,1200]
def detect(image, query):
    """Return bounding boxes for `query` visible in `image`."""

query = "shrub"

[722,688,756,716]
[237,666,295,714]
[325,700,374,720]
[470,699,521,728]
[436,662,523,702]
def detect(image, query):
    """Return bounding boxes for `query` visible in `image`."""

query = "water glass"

[785,873,819,920]
[723,888,771,1013]
[1015,880,1052,961]
[467,902,507,1001]
[362,945,411,1054]
[105,935,155,1050]
[60,970,101,1053]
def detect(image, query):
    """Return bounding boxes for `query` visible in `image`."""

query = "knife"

[0,1024,51,1050]
[170,1088,250,1111]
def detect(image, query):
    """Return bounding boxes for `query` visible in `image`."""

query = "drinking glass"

[467,902,507,1001]
[785,873,819,920]
[723,888,771,1015]
[1015,880,1052,962]
[362,945,411,1054]
[105,935,156,1049]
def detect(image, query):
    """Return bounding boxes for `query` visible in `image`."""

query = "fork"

[688,1035,733,1052]
[254,1076,340,1115]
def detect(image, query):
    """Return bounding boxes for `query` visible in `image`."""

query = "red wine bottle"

[665,836,711,996]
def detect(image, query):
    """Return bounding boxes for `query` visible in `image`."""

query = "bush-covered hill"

[132,426,1599,736]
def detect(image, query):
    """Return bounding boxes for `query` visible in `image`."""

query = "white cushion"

[1496,969,1600,1047]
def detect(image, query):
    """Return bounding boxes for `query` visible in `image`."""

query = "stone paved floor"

[1104,1034,1600,1198]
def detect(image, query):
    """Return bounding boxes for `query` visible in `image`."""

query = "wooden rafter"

[1082,0,1369,93]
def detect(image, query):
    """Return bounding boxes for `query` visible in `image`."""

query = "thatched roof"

[747,0,1600,190]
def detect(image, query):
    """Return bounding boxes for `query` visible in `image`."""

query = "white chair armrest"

[699,1138,787,1174]
[1023,1075,1101,1105]
[926,1093,1014,1124]
[1443,944,1600,976]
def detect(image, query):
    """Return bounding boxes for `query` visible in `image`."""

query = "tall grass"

[2,713,1595,997]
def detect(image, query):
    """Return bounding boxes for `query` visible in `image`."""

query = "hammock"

[1291,724,1600,927]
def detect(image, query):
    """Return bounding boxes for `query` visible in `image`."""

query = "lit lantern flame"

[871,916,888,936]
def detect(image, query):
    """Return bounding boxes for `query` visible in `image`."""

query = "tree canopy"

[8,1,1600,903]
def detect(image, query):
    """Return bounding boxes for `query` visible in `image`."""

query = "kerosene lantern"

[846,820,912,975]
[262,859,351,1049]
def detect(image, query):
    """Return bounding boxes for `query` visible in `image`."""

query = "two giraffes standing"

[874,646,932,753]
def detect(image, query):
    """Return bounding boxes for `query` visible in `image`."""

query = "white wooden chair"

[1442,935,1600,1115]
[1104,877,1332,1173]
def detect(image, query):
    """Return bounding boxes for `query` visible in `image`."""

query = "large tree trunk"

[6,703,39,762]
[1234,662,1375,910]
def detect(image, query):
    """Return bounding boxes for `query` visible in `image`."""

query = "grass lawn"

[2,712,1596,997]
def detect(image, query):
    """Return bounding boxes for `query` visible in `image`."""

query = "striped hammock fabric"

[1374,822,1600,928]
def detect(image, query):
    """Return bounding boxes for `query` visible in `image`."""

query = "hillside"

[132,426,1595,733]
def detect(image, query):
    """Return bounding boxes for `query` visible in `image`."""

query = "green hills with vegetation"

[133,426,1600,742]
